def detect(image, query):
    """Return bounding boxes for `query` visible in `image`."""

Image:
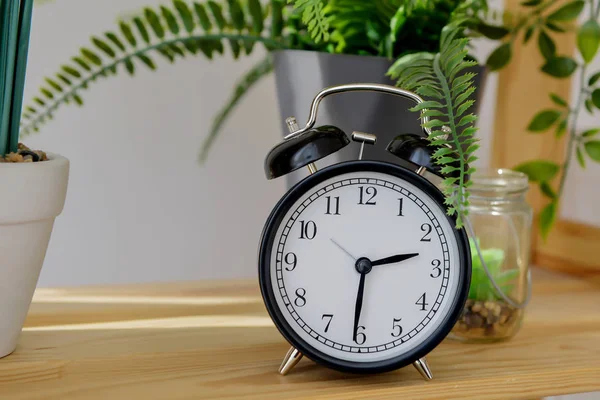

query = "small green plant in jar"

[452,239,522,341]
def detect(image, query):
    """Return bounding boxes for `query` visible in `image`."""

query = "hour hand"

[371,253,419,267]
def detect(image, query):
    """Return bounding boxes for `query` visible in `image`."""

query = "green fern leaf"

[271,0,284,38]
[388,23,480,228]
[92,37,116,58]
[71,57,91,72]
[133,17,151,44]
[144,8,165,38]
[81,48,102,66]
[119,22,137,47]
[173,0,195,33]
[289,0,329,42]
[56,73,71,85]
[137,54,157,70]
[247,0,264,33]
[193,3,213,31]
[207,1,227,30]
[124,58,135,75]
[199,55,274,162]
[161,6,180,35]
[40,88,54,99]
[62,65,81,78]
[227,0,245,31]
[105,32,126,52]
[45,78,63,92]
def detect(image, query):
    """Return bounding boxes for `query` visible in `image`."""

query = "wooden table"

[1,269,599,399]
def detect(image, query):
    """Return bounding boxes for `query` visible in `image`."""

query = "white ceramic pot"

[0,154,69,358]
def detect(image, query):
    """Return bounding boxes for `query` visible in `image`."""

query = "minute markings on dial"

[274,177,451,353]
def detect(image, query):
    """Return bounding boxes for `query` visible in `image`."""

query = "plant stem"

[20,34,285,135]
[557,64,587,199]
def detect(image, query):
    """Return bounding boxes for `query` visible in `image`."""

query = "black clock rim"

[258,160,471,374]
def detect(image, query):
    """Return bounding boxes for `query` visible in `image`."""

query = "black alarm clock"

[258,83,471,379]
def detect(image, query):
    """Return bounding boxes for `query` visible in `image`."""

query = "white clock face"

[266,169,463,364]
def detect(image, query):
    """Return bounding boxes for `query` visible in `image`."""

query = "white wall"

[24,0,285,286]
[23,0,502,287]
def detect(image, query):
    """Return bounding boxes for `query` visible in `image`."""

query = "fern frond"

[288,0,329,43]
[20,0,287,137]
[199,55,274,162]
[387,23,479,228]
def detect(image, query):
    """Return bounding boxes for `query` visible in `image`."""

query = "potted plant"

[0,0,69,358]
[19,0,501,168]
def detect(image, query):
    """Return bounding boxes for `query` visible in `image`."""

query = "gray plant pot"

[273,49,486,186]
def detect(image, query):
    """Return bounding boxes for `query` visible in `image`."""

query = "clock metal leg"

[279,346,303,375]
[413,357,433,381]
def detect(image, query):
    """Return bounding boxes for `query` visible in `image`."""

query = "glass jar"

[450,169,533,342]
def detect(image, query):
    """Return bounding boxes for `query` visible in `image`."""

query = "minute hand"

[371,253,419,267]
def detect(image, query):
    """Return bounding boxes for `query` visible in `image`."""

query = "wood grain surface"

[0,269,599,399]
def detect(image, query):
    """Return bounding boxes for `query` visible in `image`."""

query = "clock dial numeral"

[294,288,307,307]
[416,293,429,311]
[391,318,403,337]
[354,325,366,345]
[325,196,340,215]
[420,223,432,242]
[430,259,442,278]
[321,314,334,332]
[358,186,377,205]
[397,198,404,216]
[299,220,317,240]
[284,252,297,271]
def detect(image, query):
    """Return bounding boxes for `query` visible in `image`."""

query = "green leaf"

[576,146,586,168]
[589,71,600,86]
[547,1,585,22]
[56,73,71,85]
[144,8,165,38]
[592,89,600,108]
[521,0,541,5]
[585,98,594,113]
[538,30,556,60]
[524,25,535,43]
[546,22,566,33]
[207,1,227,30]
[61,65,81,78]
[73,93,84,106]
[92,37,116,58]
[477,22,510,40]
[105,32,125,52]
[194,3,212,31]
[40,88,54,99]
[137,54,156,70]
[161,6,180,34]
[119,22,137,47]
[582,128,600,137]
[124,58,135,75]
[271,0,283,38]
[540,181,556,199]
[555,118,567,137]
[227,0,245,31]
[527,109,561,132]
[81,48,102,66]
[541,57,577,78]
[45,77,63,92]
[133,17,151,44]
[486,43,512,71]
[72,56,91,71]
[247,0,263,33]
[173,0,195,33]
[584,140,600,161]
[539,201,557,240]
[514,160,560,182]
[577,20,600,63]
[550,92,568,107]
